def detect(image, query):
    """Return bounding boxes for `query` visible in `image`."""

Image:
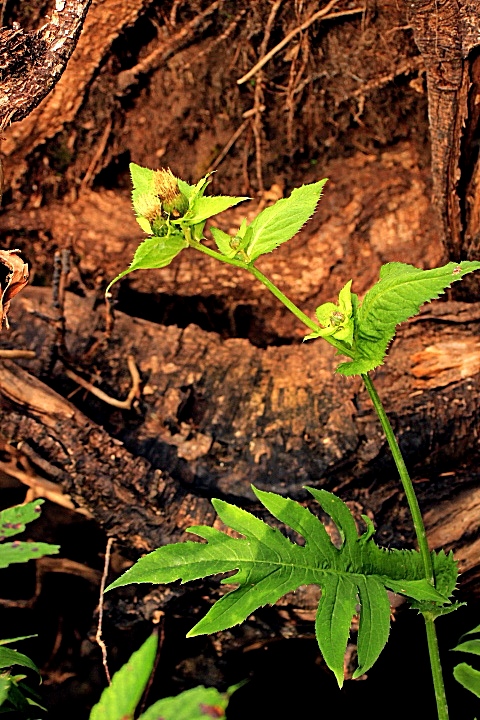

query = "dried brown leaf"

[0,249,29,330]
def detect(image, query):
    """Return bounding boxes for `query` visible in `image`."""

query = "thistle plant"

[106,164,480,719]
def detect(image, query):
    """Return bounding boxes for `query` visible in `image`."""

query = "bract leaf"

[244,180,327,262]
[185,195,248,225]
[89,634,158,720]
[106,486,455,687]
[106,234,187,293]
[210,227,237,258]
[130,163,156,195]
[336,261,480,376]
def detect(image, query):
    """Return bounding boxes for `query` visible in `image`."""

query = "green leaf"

[106,486,454,687]
[453,663,480,698]
[335,261,480,376]
[0,648,39,675]
[106,234,187,293]
[0,636,37,647]
[210,227,237,258]
[0,541,60,569]
[185,195,248,225]
[0,676,10,707]
[89,634,158,720]
[0,500,59,569]
[138,684,237,720]
[130,163,157,195]
[452,639,480,656]
[0,500,46,539]
[244,180,327,262]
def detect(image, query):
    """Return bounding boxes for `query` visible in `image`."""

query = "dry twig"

[64,354,141,410]
[96,536,114,684]
[237,1,364,85]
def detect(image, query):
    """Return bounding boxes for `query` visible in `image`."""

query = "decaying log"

[1,286,479,596]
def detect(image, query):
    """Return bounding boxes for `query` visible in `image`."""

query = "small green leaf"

[210,227,237,258]
[335,261,480,376]
[106,234,187,293]
[0,648,39,675]
[0,636,37,647]
[244,180,327,262]
[136,216,153,234]
[452,639,480,656]
[0,500,46,539]
[138,684,236,720]
[185,195,248,225]
[0,676,10,707]
[453,662,480,698]
[89,634,158,720]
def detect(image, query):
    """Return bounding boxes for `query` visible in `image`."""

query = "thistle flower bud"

[154,168,188,216]
[134,193,162,222]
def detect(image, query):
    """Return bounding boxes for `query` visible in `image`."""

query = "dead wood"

[1,287,479,595]
[0,0,92,128]
[408,0,480,260]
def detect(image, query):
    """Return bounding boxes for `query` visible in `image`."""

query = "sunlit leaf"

[107,486,456,687]
[89,634,158,720]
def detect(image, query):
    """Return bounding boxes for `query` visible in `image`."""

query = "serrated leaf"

[244,180,327,262]
[336,261,480,376]
[185,195,248,225]
[89,634,158,720]
[0,541,60,569]
[138,684,236,720]
[106,486,454,687]
[106,234,187,293]
[453,662,480,698]
[0,648,39,675]
[130,163,157,195]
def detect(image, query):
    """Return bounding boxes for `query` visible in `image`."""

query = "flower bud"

[154,168,188,217]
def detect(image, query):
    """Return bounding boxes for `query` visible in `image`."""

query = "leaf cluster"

[307,261,480,375]
[107,163,328,293]
[0,499,59,569]
[451,624,480,699]
[0,638,44,715]
[107,487,457,687]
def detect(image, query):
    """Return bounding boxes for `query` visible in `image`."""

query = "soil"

[0,1,479,718]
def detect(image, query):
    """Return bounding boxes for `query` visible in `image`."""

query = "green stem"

[191,239,448,718]
[424,614,450,720]
[361,374,432,580]
[361,373,448,720]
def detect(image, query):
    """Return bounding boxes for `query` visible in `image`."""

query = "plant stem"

[361,373,448,719]
[191,242,449,718]
[361,373,432,580]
